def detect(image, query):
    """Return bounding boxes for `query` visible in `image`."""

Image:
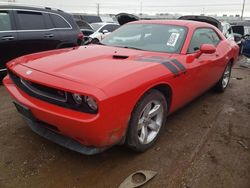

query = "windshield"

[90,23,103,31]
[102,23,187,53]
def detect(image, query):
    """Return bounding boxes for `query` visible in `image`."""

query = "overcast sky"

[1,0,250,16]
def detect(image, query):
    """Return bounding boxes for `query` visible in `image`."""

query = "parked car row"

[72,13,120,44]
[231,22,250,57]
[1,4,249,83]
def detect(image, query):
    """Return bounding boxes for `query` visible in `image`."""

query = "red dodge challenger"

[3,20,239,154]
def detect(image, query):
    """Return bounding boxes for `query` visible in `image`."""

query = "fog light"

[72,93,82,105]
[85,96,98,111]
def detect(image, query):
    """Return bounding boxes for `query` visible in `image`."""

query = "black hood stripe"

[171,59,186,71]
[135,56,185,75]
[161,61,179,75]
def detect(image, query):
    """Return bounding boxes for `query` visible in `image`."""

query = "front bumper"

[23,117,107,155]
[3,74,127,152]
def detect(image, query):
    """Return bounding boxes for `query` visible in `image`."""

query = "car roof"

[0,4,65,14]
[130,20,218,29]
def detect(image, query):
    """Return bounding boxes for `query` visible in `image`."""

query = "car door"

[0,10,18,71]
[44,12,64,49]
[187,28,223,95]
[48,12,73,48]
[14,10,59,58]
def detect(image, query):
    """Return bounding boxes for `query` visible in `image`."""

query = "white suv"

[89,22,120,43]
[221,22,234,41]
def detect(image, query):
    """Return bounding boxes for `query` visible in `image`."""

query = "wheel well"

[119,84,173,145]
[152,84,172,110]
[92,38,100,42]
[229,58,234,64]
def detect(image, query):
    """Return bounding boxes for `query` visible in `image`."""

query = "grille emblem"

[26,70,32,75]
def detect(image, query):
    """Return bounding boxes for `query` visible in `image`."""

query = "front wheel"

[91,38,100,44]
[214,62,232,92]
[126,89,168,152]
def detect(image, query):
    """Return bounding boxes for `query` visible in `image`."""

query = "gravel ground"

[0,59,249,188]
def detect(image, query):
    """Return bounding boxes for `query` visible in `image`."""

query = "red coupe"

[3,20,239,154]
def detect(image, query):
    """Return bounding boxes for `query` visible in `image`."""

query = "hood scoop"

[112,55,129,59]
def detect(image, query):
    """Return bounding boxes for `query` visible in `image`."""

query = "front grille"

[8,70,97,114]
[20,78,67,103]
[9,70,68,104]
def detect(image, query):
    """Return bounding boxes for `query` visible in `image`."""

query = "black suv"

[0,5,83,80]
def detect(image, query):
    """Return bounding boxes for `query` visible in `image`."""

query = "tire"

[214,62,232,92]
[126,89,168,152]
[91,38,100,44]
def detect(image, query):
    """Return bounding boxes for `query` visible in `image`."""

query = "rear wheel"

[214,62,232,92]
[126,89,167,152]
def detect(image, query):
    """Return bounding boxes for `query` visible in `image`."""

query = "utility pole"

[97,3,100,16]
[241,0,246,21]
[140,1,142,15]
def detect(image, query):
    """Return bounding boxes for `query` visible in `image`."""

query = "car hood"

[16,45,174,88]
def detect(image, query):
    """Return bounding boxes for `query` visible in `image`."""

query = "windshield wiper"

[122,46,143,50]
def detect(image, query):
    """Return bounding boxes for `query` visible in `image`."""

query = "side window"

[0,11,12,31]
[209,29,221,45]
[100,25,115,32]
[16,11,46,30]
[188,28,221,53]
[100,25,109,32]
[109,25,119,32]
[50,14,71,29]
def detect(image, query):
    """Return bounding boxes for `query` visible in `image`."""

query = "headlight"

[72,93,83,105]
[71,93,98,113]
[85,96,98,111]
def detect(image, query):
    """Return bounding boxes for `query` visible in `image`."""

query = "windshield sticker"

[167,33,180,47]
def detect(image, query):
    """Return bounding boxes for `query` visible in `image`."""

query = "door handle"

[2,36,15,41]
[44,34,54,38]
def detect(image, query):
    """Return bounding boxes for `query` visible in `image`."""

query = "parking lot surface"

[0,60,249,188]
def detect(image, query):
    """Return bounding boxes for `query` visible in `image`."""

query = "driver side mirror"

[102,30,109,34]
[200,44,216,54]
[194,44,216,58]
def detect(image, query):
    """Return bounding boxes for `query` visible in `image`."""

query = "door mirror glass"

[200,44,216,54]
[102,29,109,34]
